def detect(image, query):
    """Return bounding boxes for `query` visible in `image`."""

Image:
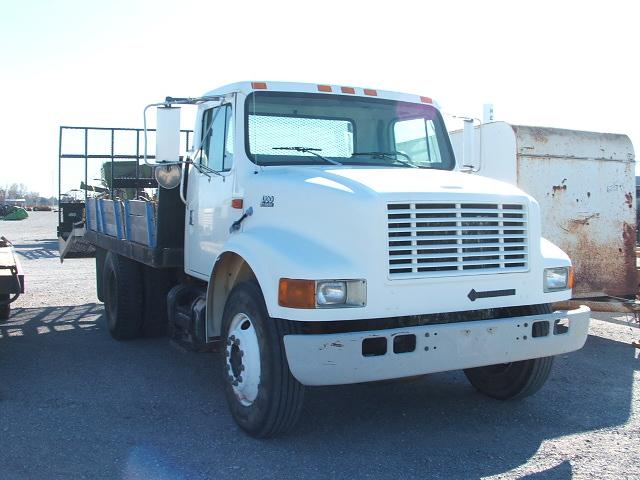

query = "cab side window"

[201,105,233,171]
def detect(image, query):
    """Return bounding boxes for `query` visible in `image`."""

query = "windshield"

[245,92,455,169]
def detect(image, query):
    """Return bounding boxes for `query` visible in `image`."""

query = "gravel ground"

[1,212,639,479]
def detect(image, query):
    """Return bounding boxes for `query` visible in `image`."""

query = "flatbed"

[84,230,182,268]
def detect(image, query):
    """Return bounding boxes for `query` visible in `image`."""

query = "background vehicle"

[0,237,24,320]
[59,81,590,437]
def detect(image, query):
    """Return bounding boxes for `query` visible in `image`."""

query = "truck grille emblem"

[467,288,516,302]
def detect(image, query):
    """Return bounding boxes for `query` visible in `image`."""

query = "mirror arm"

[142,94,226,166]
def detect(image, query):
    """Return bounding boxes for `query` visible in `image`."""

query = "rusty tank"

[450,122,637,298]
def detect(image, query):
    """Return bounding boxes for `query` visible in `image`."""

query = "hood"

[256,166,529,199]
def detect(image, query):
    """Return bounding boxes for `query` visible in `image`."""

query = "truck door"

[185,102,235,278]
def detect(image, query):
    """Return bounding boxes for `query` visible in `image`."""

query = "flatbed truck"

[60,81,590,437]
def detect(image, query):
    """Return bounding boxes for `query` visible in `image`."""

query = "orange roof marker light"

[363,88,378,96]
[340,86,356,94]
[251,82,268,89]
[420,96,433,104]
[317,85,332,92]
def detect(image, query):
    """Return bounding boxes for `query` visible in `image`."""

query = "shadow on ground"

[11,240,59,260]
[0,304,637,479]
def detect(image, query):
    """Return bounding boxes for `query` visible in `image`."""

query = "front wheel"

[463,304,554,400]
[221,281,305,437]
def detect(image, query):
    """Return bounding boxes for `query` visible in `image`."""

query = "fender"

[208,226,359,333]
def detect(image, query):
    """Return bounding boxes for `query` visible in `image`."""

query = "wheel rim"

[226,312,261,406]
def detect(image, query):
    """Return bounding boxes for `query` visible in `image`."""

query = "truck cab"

[79,81,590,437]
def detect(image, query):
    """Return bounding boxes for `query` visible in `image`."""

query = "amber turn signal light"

[567,267,575,289]
[278,278,316,309]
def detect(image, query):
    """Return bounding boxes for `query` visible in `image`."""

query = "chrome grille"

[387,202,528,279]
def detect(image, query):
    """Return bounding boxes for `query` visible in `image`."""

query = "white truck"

[65,81,590,437]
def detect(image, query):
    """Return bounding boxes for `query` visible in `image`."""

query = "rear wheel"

[463,304,554,400]
[0,294,10,321]
[221,281,305,437]
[102,252,144,340]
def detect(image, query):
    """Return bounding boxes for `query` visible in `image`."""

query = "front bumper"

[283,306,590,386]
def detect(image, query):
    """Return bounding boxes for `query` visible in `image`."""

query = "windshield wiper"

[272,146,343,166]
[351,151,422,168]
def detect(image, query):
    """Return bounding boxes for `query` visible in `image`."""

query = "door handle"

[189,209,194,225]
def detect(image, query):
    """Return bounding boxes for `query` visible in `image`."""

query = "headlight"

[317,281,347,305]
[544,267,573,292]
[278,278,366,308]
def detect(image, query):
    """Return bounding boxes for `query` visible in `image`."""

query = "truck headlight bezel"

[544,267,574,292]
[278,278,367,309]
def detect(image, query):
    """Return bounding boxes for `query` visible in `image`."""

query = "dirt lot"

[1,212,639,479]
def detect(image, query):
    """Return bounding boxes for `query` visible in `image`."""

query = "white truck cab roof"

[203,81,436,107]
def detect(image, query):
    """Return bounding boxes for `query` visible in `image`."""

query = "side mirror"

[155,106,181,164]
[460,118,477,172]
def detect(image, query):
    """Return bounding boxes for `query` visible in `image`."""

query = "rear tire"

[463,304,555,400]
[0,294,10,321]
[102,252,144,340]
[221,281,305,438]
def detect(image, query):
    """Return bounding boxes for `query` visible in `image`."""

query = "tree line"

[0,183,57,206]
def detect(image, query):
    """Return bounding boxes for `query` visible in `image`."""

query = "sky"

[0,0,638,197]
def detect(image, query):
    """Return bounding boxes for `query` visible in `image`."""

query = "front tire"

[463,304,554,400]
[221,281,305,438]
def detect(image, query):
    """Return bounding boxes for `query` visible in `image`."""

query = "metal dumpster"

[450,123,636,298]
